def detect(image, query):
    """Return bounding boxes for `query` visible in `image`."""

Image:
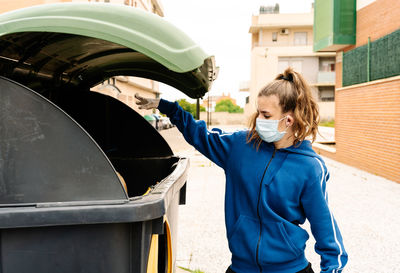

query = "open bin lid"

[0,76,129,205]
[0,2,218,98]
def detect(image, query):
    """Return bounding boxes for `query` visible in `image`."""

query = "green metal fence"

[343,28,400,86]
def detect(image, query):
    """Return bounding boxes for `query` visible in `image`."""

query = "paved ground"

[160,126,400,273]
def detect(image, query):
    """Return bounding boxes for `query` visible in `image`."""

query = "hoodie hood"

[280,139,320,158]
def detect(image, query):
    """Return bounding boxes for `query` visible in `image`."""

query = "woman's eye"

[264,115,270,119]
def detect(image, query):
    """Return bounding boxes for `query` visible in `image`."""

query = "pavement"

[160,126,400,273]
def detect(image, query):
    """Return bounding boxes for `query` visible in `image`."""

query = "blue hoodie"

[158,99,348,273]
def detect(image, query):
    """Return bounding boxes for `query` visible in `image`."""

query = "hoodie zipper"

[255,148,276,273]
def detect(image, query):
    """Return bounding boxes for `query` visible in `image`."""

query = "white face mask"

[256,116,288,143]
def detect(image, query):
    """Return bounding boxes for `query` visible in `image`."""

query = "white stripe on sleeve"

[314,157,344,271]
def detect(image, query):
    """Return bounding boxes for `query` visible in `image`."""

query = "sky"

[159,0,314,107]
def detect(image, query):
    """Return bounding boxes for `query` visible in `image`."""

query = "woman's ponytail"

[279,68,320,145]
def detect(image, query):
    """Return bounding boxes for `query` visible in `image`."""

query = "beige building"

[244,6,336,122]
[0,0,164,116]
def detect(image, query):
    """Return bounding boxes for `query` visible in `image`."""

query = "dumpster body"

[0,3,217,273]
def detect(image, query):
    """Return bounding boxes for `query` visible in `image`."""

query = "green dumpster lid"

[0,2,218,98]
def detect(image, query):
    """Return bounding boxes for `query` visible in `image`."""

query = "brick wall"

[335,76,400,183]
[345,0,400,51]
[331,0,400,183]
[335,53,343,88]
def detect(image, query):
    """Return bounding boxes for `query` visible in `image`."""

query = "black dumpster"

[0,3,217,273]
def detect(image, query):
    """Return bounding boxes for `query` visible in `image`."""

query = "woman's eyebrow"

[258,110,271,114]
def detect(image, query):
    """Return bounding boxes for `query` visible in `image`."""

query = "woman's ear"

[286,115,294,127]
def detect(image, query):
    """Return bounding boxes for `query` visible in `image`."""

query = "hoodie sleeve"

[158,99,235,168]
[301,158,348,273]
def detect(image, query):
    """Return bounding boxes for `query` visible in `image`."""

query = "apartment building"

[245,5,336,122]
[0,0,164,116]
[313,0,400,183]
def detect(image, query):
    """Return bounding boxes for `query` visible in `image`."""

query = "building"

[0,0,164,116]
[245,5,336,122]
[313,0,400,183]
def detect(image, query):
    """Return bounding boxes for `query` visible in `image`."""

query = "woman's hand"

[135,93,160,110]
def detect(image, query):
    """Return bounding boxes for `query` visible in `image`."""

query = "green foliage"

[319,120,335,127]
[177,99,206,117]
[215,99,243,113]
[178,267,205,273]
[177,99,196,116]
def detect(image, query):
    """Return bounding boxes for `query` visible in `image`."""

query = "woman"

[135,68,348,273]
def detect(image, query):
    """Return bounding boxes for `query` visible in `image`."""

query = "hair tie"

[279,74,293,82]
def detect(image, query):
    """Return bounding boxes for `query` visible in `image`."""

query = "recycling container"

[144,115,157,129]
[0,3,218,273]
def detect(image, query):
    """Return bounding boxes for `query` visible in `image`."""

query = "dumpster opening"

[43,86,178,197]
[110,156,179,198]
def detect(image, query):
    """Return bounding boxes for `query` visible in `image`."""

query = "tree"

[215,99,243,113]
[176,99,205,117]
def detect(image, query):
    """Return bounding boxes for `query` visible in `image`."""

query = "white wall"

[318,101,335,121]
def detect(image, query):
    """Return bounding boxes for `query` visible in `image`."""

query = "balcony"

[317,71,335,85]
[310,72,336,87]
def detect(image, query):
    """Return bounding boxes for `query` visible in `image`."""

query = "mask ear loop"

[276,116,288,133]
[280,116,292,132]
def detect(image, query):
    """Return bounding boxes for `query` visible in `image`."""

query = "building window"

[258,30,263,47]
[318,87,335,102]
[278,59,303,73]
[294,32,307,45]
[245,96,249,104]
[278,61,289,73]
[319,57,335,72]
[272,32,278,42]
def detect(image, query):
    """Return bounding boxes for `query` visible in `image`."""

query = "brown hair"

[247,67,320,149]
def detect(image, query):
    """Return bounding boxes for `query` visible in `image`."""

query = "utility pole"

[207,93,211,127]
[196,98,200,120]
